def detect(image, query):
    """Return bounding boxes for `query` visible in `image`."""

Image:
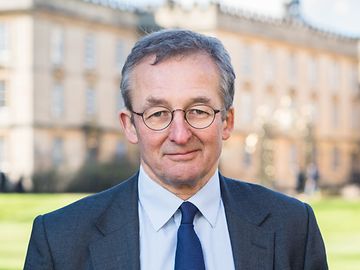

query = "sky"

[127,0,360,37]
[301,0,360,37]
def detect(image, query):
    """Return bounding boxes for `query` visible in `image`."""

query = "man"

[24,29,328,269]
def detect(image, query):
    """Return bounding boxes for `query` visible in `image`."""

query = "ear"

[119,110,139,144]
[222,107,234,140]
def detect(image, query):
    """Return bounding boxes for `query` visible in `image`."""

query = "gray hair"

[120,29,235,111]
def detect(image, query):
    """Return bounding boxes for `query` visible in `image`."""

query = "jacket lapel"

[220,175,274,270]
[87,173,275,270]
[89,175,140,270]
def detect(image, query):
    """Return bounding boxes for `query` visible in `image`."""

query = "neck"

[140,164,217,201]
[156,177,210,200]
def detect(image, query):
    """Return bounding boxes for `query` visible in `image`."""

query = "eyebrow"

[145,96,170,108]
[189,96,211,105]
[144,96,212,108]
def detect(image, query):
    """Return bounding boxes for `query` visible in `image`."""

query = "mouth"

[165,150,200,161]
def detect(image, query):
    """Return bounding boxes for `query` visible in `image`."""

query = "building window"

[86,87,96,116]
[52,83,64,118]
[239,91,253,125]
[329,61,340,92]
[84,34,96,69]
[116,39,125,72]
[0,22,9,62]
[305,100,318,125]
[332,100,339,129]
[311,102,319,124]
[264,49,275,84]
[350,67,359,95]
[50,26,64,66]
[288,53,297,85]
[308,57,317,87]
[0,80,6,107]
[332,147,340,170]
[52,137,64,166]
[241,44,252,76]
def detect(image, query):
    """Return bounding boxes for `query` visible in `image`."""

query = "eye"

[152,111,166,117]
[144,107,171,120]
[187,106,212,117]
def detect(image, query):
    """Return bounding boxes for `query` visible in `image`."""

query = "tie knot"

[179,202,199,224]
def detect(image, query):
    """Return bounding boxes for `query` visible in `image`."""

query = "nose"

[168,110,192,144]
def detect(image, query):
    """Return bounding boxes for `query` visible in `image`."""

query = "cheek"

[137,129,166,153]
[198,126,223,149]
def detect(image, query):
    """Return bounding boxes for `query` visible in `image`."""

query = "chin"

[164,169,205,186]
[167,177,199,189]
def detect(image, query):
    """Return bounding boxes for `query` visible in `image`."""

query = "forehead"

[130,53,222,108]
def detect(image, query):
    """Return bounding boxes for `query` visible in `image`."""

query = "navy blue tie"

[175,202,205,270]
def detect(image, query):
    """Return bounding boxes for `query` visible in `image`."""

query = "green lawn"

[310,198,360,270]
[0,194,359,270]
[0,194,87,270]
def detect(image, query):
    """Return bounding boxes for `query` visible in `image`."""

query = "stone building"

[155,1,360,191]
[0,0,359,191]
[0,0,140,190]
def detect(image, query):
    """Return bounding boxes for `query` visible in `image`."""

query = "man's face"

[120,53,234,198]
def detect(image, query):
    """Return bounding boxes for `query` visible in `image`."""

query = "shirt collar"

[138,166,222,231]
[138,166,183,231]
[188,171,221,228]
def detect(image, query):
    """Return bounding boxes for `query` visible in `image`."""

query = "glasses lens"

[143,107,172,130]
[185,105,215,129]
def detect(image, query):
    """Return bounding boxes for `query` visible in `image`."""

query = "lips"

[165,150,199,161]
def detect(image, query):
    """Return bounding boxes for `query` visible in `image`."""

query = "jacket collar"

[89,174,140,270]
[88,173,275,270]
[220,174,274,270]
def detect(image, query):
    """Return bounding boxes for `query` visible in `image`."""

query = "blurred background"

[0,0,359,194]
[0,0,359,269]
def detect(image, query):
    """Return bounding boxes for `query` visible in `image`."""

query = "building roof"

[77,1,359,42]
[218,3,358,41]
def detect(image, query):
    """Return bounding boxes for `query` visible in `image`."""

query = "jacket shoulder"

[42,175,138,229]
[221,176,310,221]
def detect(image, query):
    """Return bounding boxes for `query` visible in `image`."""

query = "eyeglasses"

[131,105,222,131]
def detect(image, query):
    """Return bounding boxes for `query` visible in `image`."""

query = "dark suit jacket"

[24,174,328,270]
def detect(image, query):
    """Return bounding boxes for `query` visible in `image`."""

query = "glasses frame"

[131,105,222,131]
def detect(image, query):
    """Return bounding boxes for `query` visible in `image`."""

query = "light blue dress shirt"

[138,166,235,270]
